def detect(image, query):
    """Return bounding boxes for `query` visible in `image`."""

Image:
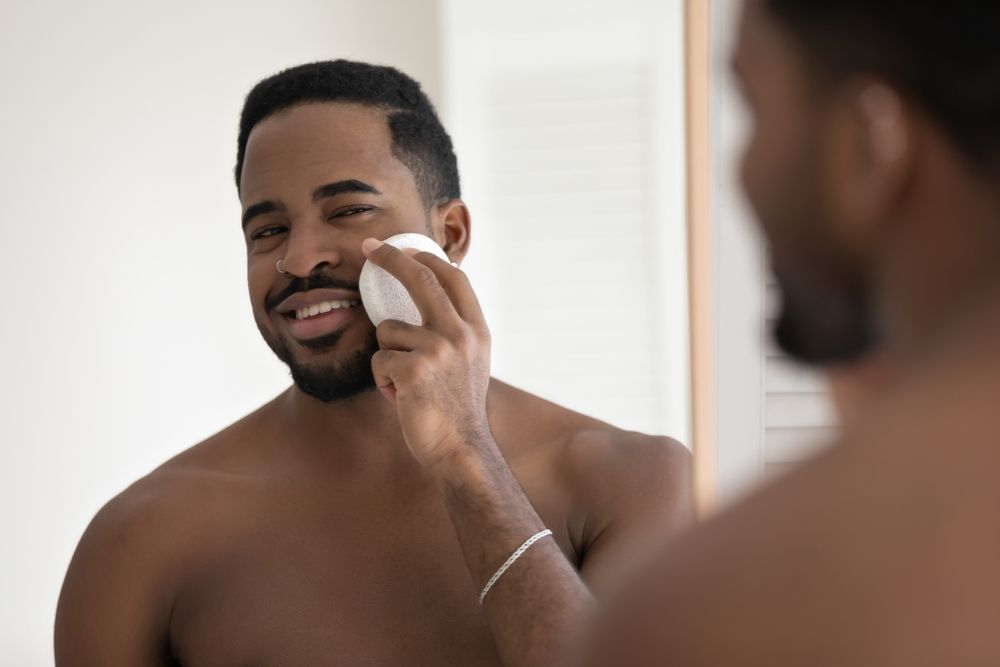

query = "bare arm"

[571,433,694,598]
[55,488,177,666]
[433,434,594,666]
[436,431,692,666]
[362,237,693,666]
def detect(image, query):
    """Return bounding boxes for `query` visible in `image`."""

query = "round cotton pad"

[359,233,450,326]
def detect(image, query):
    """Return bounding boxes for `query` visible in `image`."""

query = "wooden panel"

[686,0,715,515]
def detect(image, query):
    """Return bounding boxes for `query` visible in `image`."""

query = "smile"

[293,299,361,320]
[273,288,366,342]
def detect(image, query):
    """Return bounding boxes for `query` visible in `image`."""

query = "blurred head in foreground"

[735,0,1000,364]
[579,6,1000,665]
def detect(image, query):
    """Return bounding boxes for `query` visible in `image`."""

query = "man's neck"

[270,379,512,477]
[274,385,417,475]
[876,155,1000,366]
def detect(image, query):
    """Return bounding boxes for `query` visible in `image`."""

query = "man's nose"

[278,222,346,278]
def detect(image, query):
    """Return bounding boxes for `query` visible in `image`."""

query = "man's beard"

[256,271,379,402]
[755,138,880,365]
[261,324,379,402]
[771,266,878,365]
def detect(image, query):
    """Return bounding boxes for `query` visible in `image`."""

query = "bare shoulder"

[558,428,693,570]
[54,459,224,663]
[103,398,278,528]
[64,464,205,595]
[562,427,690,496]
[55,409,273,664]
[86,431,259,549]
[585,415,1000,666]
[63,406,269,586]
[489,378,690,499]
[488,380,693,593]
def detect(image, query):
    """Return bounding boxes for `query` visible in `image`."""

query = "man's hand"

[361,236,492,474]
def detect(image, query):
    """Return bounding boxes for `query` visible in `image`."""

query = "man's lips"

[275,288,361,315]
[272,288,364,342]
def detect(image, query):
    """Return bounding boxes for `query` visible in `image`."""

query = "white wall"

[441,0,691,442]
[0,1,441,663]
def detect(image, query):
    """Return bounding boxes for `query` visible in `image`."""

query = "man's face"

[239,102,432,401]
[734,0,877,364]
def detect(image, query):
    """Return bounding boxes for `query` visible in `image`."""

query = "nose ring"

[276,259,288,275]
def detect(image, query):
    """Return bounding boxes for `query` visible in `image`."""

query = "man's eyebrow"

[241,200,284,229]
[312,179,382,202]
[241,180,381,229]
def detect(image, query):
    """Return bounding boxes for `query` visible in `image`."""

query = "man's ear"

[826,80,915,251]
[431,198,471,265]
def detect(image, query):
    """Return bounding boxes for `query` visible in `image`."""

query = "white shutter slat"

[483,63,664,431]
[765,426,836,462]
[766,357,830,394]
[764,393,837,429]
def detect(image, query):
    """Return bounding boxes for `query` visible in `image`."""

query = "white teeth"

[293,300,360,320]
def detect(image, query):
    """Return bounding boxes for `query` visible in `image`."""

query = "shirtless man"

[54,60,690,666]
[584,1,1000,664]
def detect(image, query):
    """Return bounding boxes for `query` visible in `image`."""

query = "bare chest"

[167,484,505,666]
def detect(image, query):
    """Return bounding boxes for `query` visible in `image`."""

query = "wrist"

[426,429,500,485]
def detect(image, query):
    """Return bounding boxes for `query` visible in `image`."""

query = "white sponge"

[359,232,450,326]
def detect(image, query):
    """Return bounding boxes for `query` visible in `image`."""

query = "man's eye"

[251,226,286,240]
[331,206,374,219]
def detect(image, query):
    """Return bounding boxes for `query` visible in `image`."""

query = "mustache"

[265,273,360,312]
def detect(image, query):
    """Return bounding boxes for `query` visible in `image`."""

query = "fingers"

[408,251,488,329]
[370,349,400,403]
[375,318,437,352]
[372,322,448,404]
[371,348,433,404]
[362,238,458,325]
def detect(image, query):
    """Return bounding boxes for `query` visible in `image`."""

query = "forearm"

[433,432,596,667]
[361,240,597,663]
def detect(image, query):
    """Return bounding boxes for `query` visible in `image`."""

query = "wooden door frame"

[685,0,716,515]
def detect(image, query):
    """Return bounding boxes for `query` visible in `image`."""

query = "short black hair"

[235,60,460,206]
[767,1,1000,175]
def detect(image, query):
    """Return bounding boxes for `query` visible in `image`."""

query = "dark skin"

[582,1,1000,665]
[55,102,691,666]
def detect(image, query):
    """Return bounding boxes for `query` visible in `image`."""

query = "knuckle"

[406,357,427,380]
[451,328,471,349]
[429,337,450,359]
[434,293,452,309]
[376,319,401,336]
[416,267,438,286]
